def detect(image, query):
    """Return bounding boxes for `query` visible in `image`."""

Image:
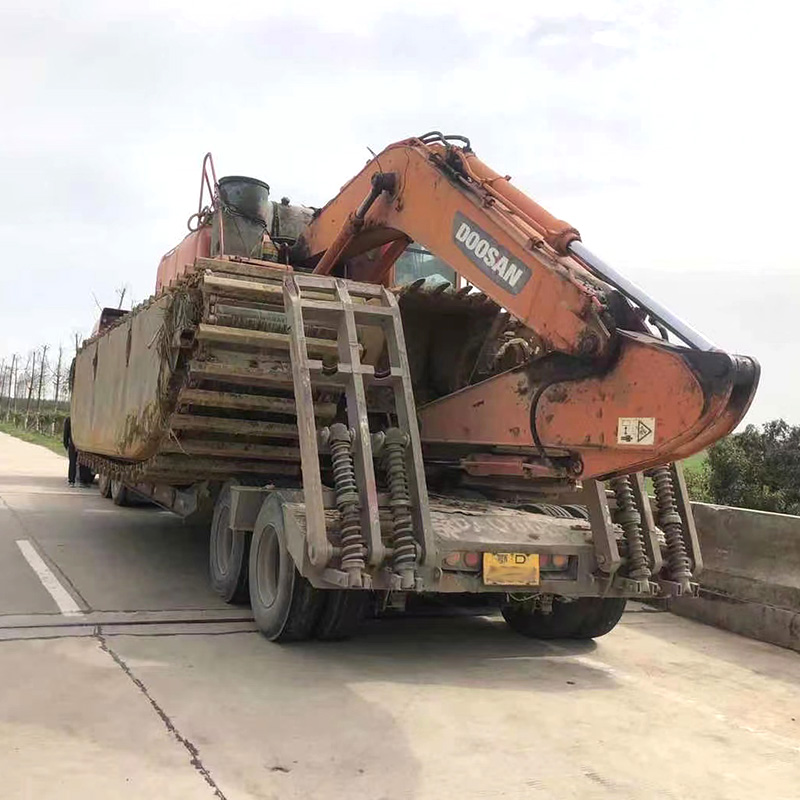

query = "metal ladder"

[283,272,433,589]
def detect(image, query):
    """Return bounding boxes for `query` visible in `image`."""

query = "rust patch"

[546,385,568,403]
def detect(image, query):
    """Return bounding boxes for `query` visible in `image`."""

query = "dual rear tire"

[209,486,250,604]
[209,486,367,641]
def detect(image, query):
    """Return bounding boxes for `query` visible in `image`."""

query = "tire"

[110,479,129,507]
[315,590,369,641]
[209,485,250,604]
[98,473,112,498]
[571,597,627,639]
[502,596,627,640]
[249,513,324,642]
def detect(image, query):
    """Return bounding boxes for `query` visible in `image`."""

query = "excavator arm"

[294,133,759,481]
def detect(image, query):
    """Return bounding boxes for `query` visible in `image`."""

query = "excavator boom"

[295,133,759,481]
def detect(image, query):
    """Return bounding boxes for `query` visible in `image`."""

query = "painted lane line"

[15,539,83,617]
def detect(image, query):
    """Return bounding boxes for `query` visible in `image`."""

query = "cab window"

[394,246,456,286]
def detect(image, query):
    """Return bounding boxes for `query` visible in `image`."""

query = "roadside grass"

[642,449,708,497]
[0,421,65,457]
[682,450,708,474]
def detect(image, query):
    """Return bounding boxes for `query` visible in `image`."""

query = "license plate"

[483,552,540,586]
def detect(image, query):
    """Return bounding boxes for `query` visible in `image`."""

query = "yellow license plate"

[483,552,540,586]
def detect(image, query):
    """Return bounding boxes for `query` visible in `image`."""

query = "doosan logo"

[451,213,531,295]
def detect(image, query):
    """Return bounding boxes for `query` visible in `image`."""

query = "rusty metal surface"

[73,258,343,485]
[417,328,758,483]
[242,488,635,596]
[283,274,334,568]
[71,294,176,461]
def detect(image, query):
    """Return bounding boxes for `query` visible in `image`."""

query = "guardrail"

[670,502,800,652]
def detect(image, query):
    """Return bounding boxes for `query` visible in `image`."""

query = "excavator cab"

[393,245,455,287]
[90,307,128,337]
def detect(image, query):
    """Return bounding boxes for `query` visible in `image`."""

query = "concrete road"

[1,431,799,800]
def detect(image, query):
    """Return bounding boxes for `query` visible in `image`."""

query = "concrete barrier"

[670,503,800,652]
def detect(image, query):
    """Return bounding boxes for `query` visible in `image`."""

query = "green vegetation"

[682,450,708,474]
[0,420,65,457]
[690,420,800,514]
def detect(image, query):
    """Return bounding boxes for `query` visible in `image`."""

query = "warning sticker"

[617,417,656,446]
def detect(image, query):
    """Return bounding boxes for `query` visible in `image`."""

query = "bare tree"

[36,345,48,417]
[23,351,36,427]
[53,346,64,408]
[7,354,18,417]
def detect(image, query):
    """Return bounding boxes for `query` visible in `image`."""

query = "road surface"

[0,430,798,799]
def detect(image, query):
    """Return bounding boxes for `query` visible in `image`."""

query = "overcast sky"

[1,0,797,425]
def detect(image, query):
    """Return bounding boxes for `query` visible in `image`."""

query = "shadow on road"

[106,614,613,799]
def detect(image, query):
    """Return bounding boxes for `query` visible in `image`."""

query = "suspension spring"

[328,423,366,581]
[382,428,417,586]
[609,475,651,582]
[649,464,692,588]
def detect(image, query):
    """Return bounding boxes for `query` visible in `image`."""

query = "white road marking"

[15,539,83,617]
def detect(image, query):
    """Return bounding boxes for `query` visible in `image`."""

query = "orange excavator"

[295,132,756,481]
[71,132,758,642]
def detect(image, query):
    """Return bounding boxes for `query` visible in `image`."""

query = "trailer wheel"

[571,598,627,639]
[98,473,112,498]
[249,513,323,642]
[110,479,129,506]
[209,485,250,604]
[314,591,369,641]
[502,596,626,640]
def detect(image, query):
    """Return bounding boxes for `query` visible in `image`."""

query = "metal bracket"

[322,567,374,590]
[613,575,660,596]
[579,479,621,576]
[670,461,703,577]
[658,578,699,598]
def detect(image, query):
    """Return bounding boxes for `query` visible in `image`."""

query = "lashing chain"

[648,465,693,589]
[327,423,366,587]
[382,428,417,589]
[609,475,651,582]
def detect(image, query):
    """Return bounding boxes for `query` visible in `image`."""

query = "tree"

[36,345,48,414]
[701,419,800,514]
[53,346,63,407]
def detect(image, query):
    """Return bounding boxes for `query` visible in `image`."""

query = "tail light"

[441,551,481,572]
[540,553,571,572]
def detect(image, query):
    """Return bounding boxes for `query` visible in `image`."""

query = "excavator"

[70,132,759,642]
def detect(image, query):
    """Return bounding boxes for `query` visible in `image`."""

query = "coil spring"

[610,475,651,581]
[329,424,365,575]
[649,465,692,585]
[383,429,417,575]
